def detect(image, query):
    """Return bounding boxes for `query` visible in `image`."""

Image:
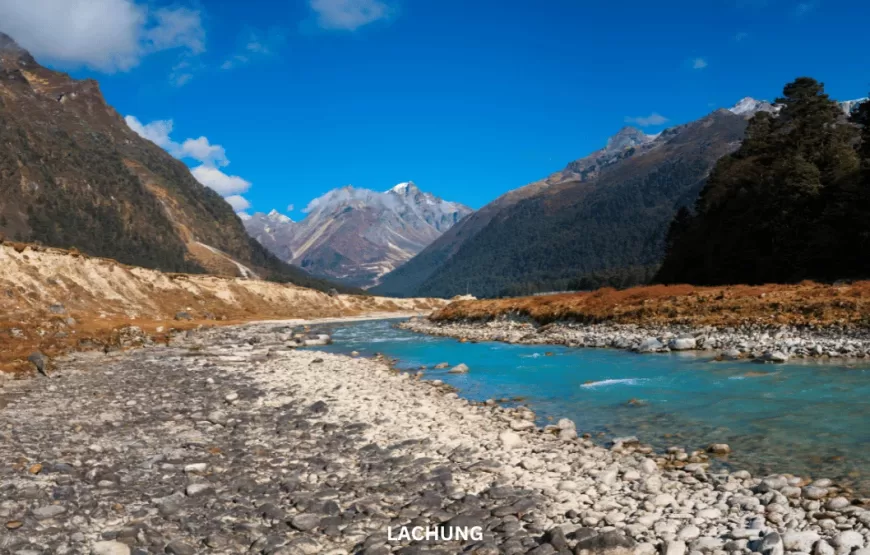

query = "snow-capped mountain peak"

[729,97,780,117]
[266,209,293,223]
[243,183,472,288]
[389,182,414,194]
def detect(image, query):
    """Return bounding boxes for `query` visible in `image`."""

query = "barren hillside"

[0,242,445,373]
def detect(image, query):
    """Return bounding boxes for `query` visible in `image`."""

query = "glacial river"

[308,318,870,494]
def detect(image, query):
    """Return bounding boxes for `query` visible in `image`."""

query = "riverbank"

[400,316,870,362]
[2,323,868,554]
[0,241,445,374]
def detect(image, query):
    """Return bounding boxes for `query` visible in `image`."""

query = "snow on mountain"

[841,98,868,115]
[244,182,471,288]
[728,97,781,117]
[729,96,867,118]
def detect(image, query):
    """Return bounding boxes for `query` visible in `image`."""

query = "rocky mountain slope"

[373,103,758,298]
[374,95,867,298]
[0,32,350,292]
[244,182,471,288]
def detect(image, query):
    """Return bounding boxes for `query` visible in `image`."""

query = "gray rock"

[164,540,196,555]
[32,505,65,520]
[574,530,635,555]
[662,541,688,555]
[831,531,864,555]
[782,532,820,553]
[27,351,50,377]
[760,532,784,555]
[802,486,828,500]
[670,337,697,350]
[636,338,664,353]
[92,541,131,555]
[448,363,469,374]
[290,513,321,531]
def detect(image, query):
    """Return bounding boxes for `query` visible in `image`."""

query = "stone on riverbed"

[499,431,522,449]
[719,348,742,360]
[761,350,790,363]
[92,541,131,555]
[669,336,697,350]
[448,363,469,374]
[636,338,664,353]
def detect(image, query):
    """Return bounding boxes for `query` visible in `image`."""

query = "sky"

[1,0,868,217]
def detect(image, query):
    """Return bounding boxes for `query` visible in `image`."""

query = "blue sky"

[3,0,868,215]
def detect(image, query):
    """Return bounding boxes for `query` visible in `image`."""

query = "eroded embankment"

[1,323,868,554]
[410,283,870,361]
[0,242,445,373]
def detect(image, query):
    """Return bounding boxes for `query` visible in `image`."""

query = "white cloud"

[734,31,749,42]
[309,0,391,31]
[126,115,254,204]
[221,55,249,70]
[287,204,295,212]
[190,166,251,196]
[125,116,230,166]
[142,8,205,54]
[0,0,205,72]
[178,137,228,167]
[224,195,251,212]
[124,116,175,149]
[220,29,285,70]
[692,57,708,70]
[624,113,669,127]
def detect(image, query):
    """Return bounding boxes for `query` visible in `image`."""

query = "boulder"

[669,337,697,350]
[636,338,664,353]
[448,363,469,374]
[761,351,789,363]
[28,351,50,377]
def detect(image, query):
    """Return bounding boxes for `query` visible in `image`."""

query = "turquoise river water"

[307,318,870,494]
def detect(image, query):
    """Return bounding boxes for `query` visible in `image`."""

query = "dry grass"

[0,242,445,375]
[433,282,870,328]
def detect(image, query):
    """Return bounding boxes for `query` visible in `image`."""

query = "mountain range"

[243,182,471,288]
[0,32,356,293]
[372,95,866,298]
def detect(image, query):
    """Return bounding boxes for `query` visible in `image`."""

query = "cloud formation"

[224,195,252,212]
[191,166,252,196]
[624,113,669,127]
[220,29,285,70]
[692,57,708,70]
[309,0,391,31]
[0,0,205,72]
[125,115,252,211]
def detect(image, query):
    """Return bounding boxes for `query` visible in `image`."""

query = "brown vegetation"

[0,243,445,374]
[432,282,870,328]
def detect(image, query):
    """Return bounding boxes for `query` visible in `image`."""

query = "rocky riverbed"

[1,323,869,555]
[400,316,870,362]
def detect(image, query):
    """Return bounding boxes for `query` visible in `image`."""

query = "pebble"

[92,541,132,555]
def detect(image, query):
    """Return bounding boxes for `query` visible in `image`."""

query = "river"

[307,318,870,494]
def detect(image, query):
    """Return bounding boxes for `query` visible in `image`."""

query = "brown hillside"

[432,282,870,328]
[0,243,445,374]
